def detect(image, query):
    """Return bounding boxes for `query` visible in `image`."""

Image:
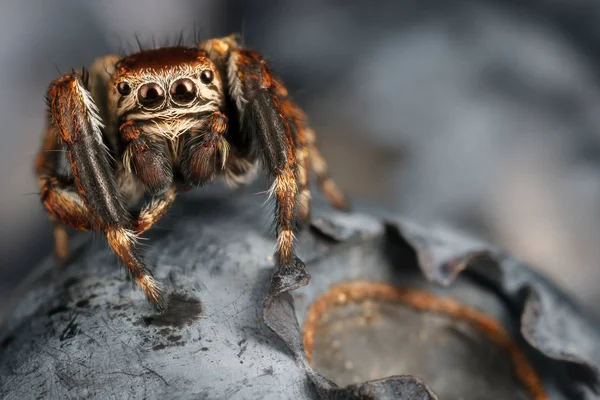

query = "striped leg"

[227,48,309,294]
[273,77,347,215]
[36,124,83,261]
[304,126,348,210]
[295,140,311,221]
[133,186,177,234]
[43,73,164,308]
[273,79,312,221]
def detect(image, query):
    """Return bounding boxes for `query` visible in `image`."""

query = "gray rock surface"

[1,185,599,399]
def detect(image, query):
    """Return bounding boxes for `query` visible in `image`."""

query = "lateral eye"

[200,70,213,84]
[137,82,165,109]
[117,81,131,96]
[170,78,197,105]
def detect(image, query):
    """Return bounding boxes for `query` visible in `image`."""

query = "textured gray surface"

[1,186,314,399]
[1,185,600,399]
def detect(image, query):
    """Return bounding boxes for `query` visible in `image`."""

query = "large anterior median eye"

[137,82,165,109]
[170,78,197,105]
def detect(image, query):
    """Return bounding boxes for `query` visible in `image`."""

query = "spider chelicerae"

[35,35,347,309]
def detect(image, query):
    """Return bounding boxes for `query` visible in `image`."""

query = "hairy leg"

[303,126,348,210]
[273,78,348,215]
[36,123,82,261]
[37,55,121,261]
[43,72,164,308]
[295,140,311,222]
[133,186,177,234]
[226,48,308,294]
[39,176,91,262]
[202,35,347,213]
[272,80,311,221]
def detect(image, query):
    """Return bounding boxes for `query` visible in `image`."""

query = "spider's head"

[112,47,224,135]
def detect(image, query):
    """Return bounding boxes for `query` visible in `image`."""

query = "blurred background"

[2,0,600,318]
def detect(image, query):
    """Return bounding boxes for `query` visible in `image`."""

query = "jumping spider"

[35,35,347,309]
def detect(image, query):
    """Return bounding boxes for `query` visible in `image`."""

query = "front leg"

[180,111,229,186]
[46,73,164,308]
[227,49,308,295]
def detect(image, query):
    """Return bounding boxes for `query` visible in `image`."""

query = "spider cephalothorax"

[36,35,347,309]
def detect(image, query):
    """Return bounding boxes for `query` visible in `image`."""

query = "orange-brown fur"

[36,35,347,308]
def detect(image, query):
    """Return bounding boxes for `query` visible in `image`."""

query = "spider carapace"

[35,35,347,309]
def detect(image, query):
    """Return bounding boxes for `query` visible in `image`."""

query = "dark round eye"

[137,82,165,109]
[117,81,131,96]
[170,78,197,104]
[200,70,213,84]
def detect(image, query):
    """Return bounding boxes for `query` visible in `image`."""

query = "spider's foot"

[269,255,310,298]
[138,274,166,311]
